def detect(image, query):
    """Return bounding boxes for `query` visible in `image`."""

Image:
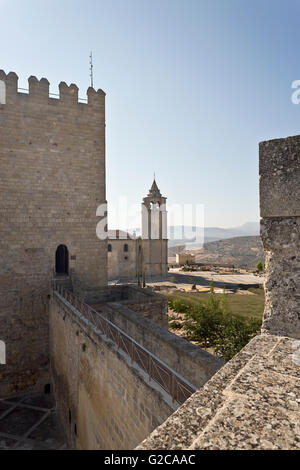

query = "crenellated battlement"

[0,69,105,107]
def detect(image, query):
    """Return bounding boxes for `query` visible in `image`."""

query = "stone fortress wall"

[103,300,222,387]
[50,285,222,449]
[0,71,107,396]
[108,231,139,281]
[50,292,175,450]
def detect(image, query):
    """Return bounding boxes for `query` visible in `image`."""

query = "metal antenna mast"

[89,52,94,88]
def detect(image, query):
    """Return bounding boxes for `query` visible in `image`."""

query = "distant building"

[175,252,196,266]
[108,180,168,281]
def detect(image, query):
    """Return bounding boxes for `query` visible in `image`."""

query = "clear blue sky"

[2,0,300,228]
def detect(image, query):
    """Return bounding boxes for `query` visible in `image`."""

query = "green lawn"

[164,288,265,320]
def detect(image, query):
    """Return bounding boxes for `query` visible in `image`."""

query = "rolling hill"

[169,235,264,269]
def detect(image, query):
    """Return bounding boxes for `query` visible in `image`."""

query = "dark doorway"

[55,245,69,275]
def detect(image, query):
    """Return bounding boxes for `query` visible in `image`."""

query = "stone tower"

[141,179,168,278]
[0,70,107,397]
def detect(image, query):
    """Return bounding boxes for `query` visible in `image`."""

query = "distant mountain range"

[167,222,260,248]
[127,222,260,247]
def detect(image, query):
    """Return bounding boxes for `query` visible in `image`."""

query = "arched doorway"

[55,245,69,275]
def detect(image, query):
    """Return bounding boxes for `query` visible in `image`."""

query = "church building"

[108,180,168,282]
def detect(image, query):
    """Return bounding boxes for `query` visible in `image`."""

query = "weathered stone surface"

[259,136,300,218]
[191,395,300,450]
[261,217,300,338]
[137,334,300,450]
[260,134,300,339]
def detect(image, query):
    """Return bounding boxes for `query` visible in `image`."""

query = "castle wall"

[82,284,168,328]
[0,71,107,397]
[104,302,223,387]
[107,238,168,282]
[121,295,168,328]
[259,136,300,338]
[50,292,175,450]
[108,239,137,280]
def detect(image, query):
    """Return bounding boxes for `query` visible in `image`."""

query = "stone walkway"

[0,392,67,450]
[137,334,300,450]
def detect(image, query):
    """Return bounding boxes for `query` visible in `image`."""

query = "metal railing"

[53,284,197,405]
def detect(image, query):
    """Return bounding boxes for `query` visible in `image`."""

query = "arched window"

[55,245,69,275]
[108,244,112,252]
[124,244,128,253]
[0,81,6,105]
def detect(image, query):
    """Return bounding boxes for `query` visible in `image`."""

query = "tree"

[220,289,229,315]
[206,280,219,312]
[256,260,264,273]
[183,286,262,361]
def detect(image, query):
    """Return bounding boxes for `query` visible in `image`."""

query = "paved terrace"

[109,271,264,291]
[161,269,263,289]
[137,334,300,450]
[0,392,66,449]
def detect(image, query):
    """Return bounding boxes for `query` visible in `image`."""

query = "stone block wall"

[122,298,168,328]
[0,70,107,396]
[50,293,175,450]
[84,284,169,328]
[104,302,223,388]
[142,239,168,279]
[0,255,50,397]
[121,286,169,328]
[259,136,300,338]
[108,238,138,281]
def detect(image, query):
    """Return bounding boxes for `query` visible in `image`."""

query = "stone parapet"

[137,334,300,450]
[0,69,105,109]
[260,135,300,338]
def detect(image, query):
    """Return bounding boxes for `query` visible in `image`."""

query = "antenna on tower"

[89,52,94,88]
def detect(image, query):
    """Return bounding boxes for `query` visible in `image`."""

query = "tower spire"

[148,178,161,198]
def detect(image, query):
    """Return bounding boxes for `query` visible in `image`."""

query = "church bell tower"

[141,179,168,279]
